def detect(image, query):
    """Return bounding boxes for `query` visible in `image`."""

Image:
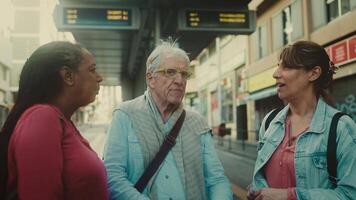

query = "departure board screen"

[178,9,255,33]
[64,7,132,27]
[186,10,248,28]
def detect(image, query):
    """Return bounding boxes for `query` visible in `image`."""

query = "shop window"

[236,104,248,140]
[210,90,219,126]
[221,77,233,123]
[255,95,284,139]
[184,92,199,112]
[332,75,356,122]
[199,89,208,120]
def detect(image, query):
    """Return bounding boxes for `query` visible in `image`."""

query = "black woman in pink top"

[0,41,109,200]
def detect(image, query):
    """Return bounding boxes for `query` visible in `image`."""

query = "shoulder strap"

[265,108,282,131]
[134,110,186,192]
[327,112,346,188]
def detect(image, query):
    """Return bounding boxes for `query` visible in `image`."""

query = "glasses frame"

[154,67,192,80]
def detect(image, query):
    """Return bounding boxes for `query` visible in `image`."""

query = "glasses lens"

[181,71,191,79]
[165,69,177,77]
[156,68,191,80]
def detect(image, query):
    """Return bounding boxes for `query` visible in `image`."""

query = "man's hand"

[253,188,288,200]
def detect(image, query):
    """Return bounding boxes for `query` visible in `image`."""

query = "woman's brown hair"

[279,40,337,105]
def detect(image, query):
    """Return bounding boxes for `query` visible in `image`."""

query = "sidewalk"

[214,136,258,160]
[214,137,257,200]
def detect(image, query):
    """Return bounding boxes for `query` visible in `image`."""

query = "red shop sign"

[348,36,356,60]
[331,41,348,64]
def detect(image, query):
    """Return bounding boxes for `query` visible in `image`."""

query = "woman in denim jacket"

[248,41,356,200]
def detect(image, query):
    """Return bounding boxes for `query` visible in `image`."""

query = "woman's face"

[73,50,103,106]
[273,61,315,102]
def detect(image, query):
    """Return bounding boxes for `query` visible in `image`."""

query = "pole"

[216,37,222,125]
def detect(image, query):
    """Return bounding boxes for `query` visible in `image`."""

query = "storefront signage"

[348,36,356,60]
[326,34,356,66]
[248,67,275,92]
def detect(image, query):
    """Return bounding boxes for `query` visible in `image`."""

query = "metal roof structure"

[55,0,252,86]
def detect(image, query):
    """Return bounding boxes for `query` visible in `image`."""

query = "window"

[282,6,293,45]
[252,24,268,61]
[312,0,355,30]
[326,0,352,21]
[272,12,284,50]
[272,0,303,49]
[259,25,268,58]
[199,89,208,120]
[221,76,233,123]
[311,0,327,29]
[14,10,39,33]
[0,64,7,81]
[208,40,216,56]
[198,51,208,64]
[291,0,303,40]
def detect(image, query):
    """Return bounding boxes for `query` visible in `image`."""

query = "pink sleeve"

[14,107,64,200]
[287,187,297,200]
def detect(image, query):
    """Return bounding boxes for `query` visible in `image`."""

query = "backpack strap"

[327,112,346,188]
[265,108,283,131]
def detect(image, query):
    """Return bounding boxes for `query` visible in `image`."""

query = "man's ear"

[146,72,155,88]
[309,66,321,82]
[59,66,75,86]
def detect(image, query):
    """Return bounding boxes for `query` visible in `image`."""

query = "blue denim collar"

[273,98,328,134]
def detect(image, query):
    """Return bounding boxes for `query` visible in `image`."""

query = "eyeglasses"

[154,68,192,80]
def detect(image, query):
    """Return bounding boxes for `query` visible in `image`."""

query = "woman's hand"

[247,189,260,200]
[253,188,288,200]
[246,185,261,200]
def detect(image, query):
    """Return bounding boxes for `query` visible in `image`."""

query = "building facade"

[187,35,249,139]
[246,0,356,141]
[189,0,356,144]
[0,0,14,127]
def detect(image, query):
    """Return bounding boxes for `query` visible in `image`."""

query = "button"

[165,175,169,179]
[279,161,282,166]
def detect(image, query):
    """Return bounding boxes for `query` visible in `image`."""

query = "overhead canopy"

[55,0,253,86]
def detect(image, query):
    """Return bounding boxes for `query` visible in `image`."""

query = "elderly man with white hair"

[104,40,232,200]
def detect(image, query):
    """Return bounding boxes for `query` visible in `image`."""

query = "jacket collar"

[274,98,327,134]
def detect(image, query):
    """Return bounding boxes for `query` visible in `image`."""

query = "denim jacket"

[252,98,356,200]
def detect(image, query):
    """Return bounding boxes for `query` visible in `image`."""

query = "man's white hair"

[146,38,190,73]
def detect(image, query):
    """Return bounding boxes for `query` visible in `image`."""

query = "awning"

[244,87,277,101]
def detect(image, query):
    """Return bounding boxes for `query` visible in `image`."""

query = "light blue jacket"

[252,98,356,200]
[104,109,232,200]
